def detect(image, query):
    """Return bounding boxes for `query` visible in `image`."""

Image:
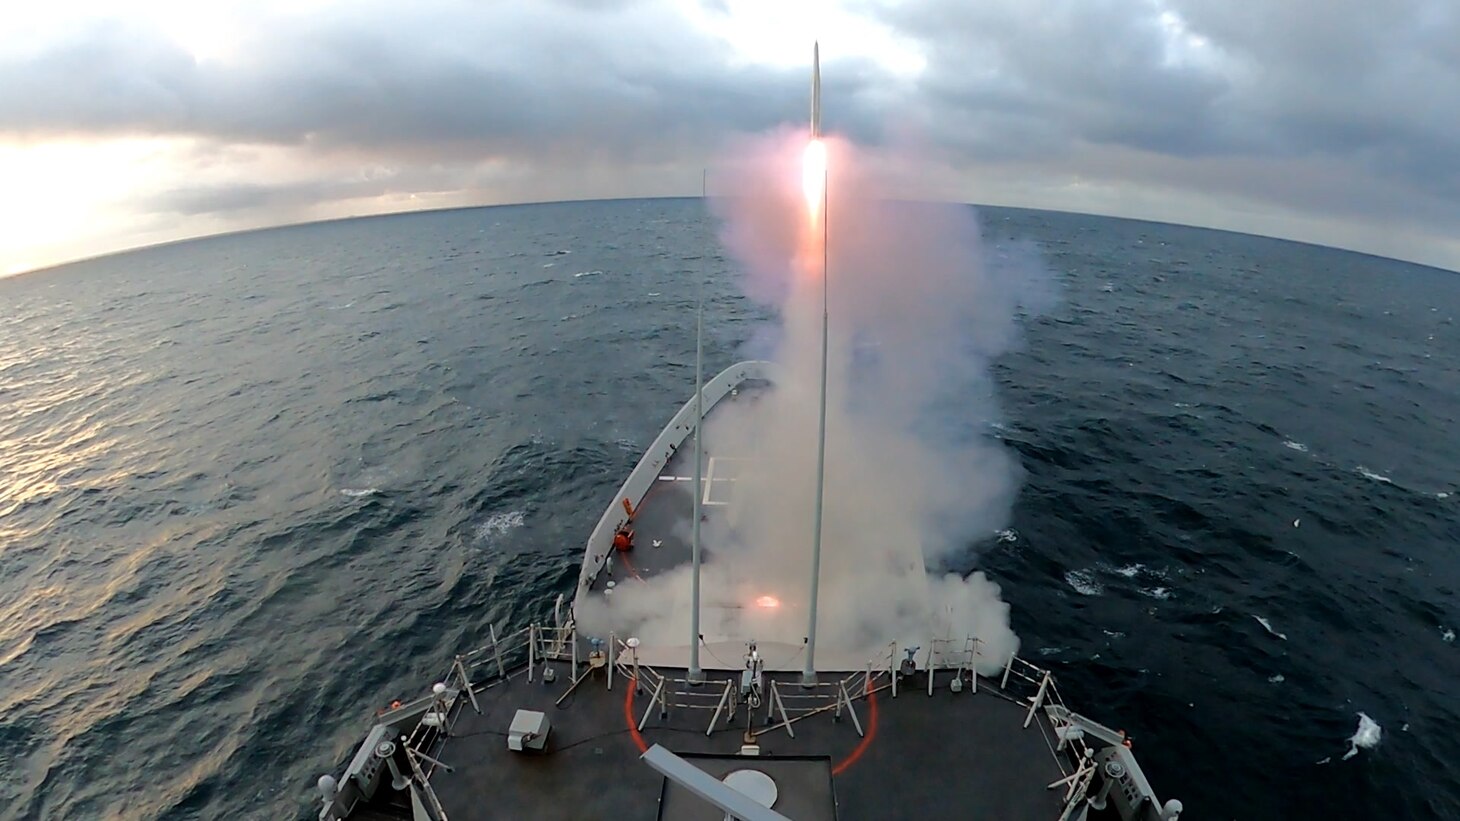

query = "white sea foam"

[1109,562,1169,585]
[543,262,555,268]
[995,528,1018,544]
[475,510,525,543]
[1253,615,1287,640]
[1438,491,1451,499]
[1065,569,1103,596]
[1442,627,1455,643]
[1140,586,1171,600]
[1282,440,1309,453]
[1356,466,1392,484]
[340,487,379,497]
[574,270,603,278]
[1342,713,1382,760]
[1268,673,1285,684]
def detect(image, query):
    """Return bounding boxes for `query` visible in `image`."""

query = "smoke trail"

[583,129,1052,674]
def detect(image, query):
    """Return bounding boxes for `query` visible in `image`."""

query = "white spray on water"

[1343,712,1382,760]
[581,130,1053,673]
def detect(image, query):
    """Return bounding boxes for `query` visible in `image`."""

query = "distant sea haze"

[0,200,1456,820]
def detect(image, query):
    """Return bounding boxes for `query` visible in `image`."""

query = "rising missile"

[811,42,822,137]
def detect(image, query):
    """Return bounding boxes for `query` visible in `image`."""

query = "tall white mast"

[688,172,707,684]
[802,42,828,686]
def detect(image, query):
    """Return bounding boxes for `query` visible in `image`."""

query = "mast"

[802,43,827,686]
[688,171,707,684]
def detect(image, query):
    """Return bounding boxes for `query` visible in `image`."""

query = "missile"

[811,41,821,137]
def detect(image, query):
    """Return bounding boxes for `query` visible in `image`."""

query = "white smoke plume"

[583,129,1053,674]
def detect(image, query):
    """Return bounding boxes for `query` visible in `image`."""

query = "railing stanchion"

[571,629,579,680]
[928,640,936,697]
[839,682,864,737]
[639,676,664,731]
[770,681,795,739]
[490,624,506,681]
[707,680,732,736]
[403,744,452,821]
[970,638,980,695]
[890,642,898,699]
[1025,671,1051,729]
[453,656,481,714]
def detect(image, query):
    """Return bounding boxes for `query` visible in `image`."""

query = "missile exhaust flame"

[802,139,827,225]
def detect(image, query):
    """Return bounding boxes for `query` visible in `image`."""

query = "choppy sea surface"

[1,199,1457,820]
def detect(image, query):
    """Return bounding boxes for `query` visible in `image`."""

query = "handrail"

[351,614,1109,820]
[403,744,451,821]
[987,652,1100,773]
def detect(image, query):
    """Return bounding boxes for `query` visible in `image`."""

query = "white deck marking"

[704,456,750,506]
[701,455,718,505]
[656,457,750,507]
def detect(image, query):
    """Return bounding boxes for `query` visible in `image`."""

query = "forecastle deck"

[311,361,1173,820]
[320,625,1088,820]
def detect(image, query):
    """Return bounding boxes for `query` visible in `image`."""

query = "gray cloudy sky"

[2,0,1457,274]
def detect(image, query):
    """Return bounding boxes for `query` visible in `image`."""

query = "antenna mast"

[688,170,707,684]
[802,43,828,686]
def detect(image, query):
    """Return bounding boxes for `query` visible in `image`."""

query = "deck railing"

[341,606,1126,821]
[993,652,1104,814]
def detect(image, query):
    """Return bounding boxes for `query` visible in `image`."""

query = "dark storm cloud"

[0,1,900,219]
[890,2,1238,157]
[1167,1,1460,199]
[874,0,1460,206]
[3,0,1456,255]
[0,5,881,155]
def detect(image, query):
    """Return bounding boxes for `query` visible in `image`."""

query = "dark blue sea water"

[1,199,1457,820]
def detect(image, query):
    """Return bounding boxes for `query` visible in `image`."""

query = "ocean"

[0,199,1456,819]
